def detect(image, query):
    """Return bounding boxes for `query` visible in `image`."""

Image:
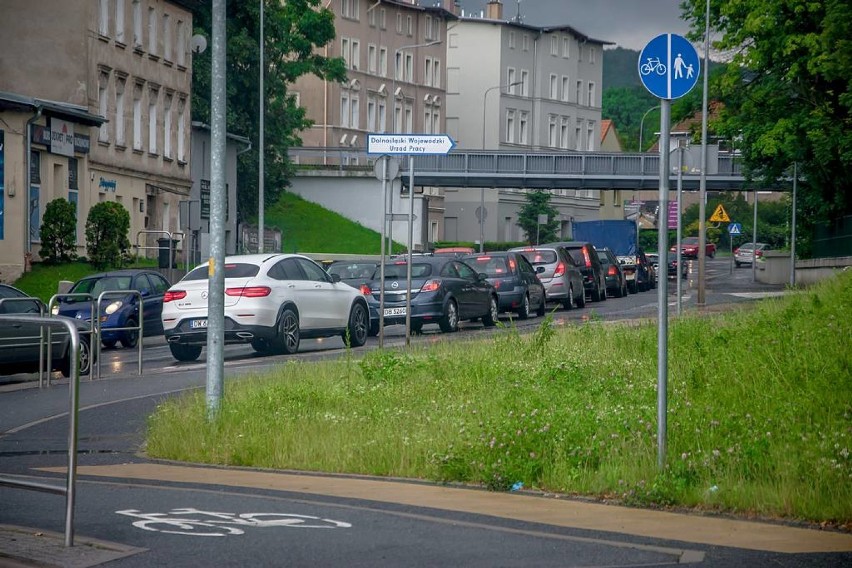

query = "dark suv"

[542,241,607,302]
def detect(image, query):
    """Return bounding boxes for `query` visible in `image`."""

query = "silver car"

[734,243,770,267]
[510,246,586,309]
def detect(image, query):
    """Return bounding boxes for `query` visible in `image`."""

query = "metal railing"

[47,294,96,385]
[93,290,144,380]
[134,229,185,284]
[0,297,48,386]
[0,315,82,547]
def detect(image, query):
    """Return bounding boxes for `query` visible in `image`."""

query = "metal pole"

[480,87,494,253]
[379,158,387,348]
[752,189,758,283]
[207,0,227,418]
[639,104,660,152]
[790,163,797,287]
[697,0,710,306]
[258,0,265,254]
[405,160,414,347]
[676,144,683,316]
[657,99,671,471]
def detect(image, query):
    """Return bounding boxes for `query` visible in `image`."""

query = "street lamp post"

[479,81,522,252]
[258,0,265,253]
[638,104,661,152]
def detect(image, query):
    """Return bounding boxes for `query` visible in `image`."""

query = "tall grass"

[147,271,852,525]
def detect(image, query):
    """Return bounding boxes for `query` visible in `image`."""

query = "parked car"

[668,258,689,279]
[161,254,371,362]
[54,269,170,349]
[541,241,608,302]
[510,246,585,309]
[325,259,380,288]
[0,284,93,377]
[460,252,546,319]
[734,243,770,267]
[670,236,716,259]
[596,248,628,298]
[359,256,498,334]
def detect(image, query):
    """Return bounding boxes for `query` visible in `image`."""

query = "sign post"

[367,134,455,346]
[728,222,742,274]
[638,33,700,471]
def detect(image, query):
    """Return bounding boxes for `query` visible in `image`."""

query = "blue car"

[54,269,171,349]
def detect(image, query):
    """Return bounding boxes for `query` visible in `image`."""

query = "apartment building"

[0,0,195,281]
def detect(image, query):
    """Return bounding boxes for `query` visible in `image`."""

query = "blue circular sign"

[638,34,700,100]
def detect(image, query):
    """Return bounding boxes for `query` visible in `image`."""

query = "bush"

[40,198,78,263]
[85,201,131,270]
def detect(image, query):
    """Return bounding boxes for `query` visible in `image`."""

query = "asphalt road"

[3,259,850,567]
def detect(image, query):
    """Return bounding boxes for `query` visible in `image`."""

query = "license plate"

[189,319,208,329]
[383,307,406,317]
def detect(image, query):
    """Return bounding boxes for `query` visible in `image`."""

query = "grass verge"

[146,271,852,527]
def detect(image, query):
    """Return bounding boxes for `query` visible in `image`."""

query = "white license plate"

[189,319,208,329]
[383,307,406,317]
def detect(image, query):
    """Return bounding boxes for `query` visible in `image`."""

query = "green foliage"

[191,0,347,223]
[39,198,78,263]
[681,0,852,251]
[516,191,560,244]
[602,87,657,151]
[85,202,131,270]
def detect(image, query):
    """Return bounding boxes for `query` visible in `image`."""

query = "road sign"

[367,134,455,155]
[709,204,731,223]
[638,34,700,100]
[667,201,679,229]
[728,222,742,235]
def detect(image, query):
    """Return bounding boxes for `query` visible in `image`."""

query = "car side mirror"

[330,273,341,283]
[536,266,545,273]
[478,273,489,281]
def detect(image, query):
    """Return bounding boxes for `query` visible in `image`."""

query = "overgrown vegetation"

[147,272,852,526]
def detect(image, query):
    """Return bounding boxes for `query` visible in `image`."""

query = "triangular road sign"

[709,204,731,223]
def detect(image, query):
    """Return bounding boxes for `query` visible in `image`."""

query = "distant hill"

[603,47,642,90]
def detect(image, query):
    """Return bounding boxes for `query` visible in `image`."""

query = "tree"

[681,0,852,256]
[191,0,347,223]
[516,191,560,244]
[40,198,78,263]
[85,202,131,270]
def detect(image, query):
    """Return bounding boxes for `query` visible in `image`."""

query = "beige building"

[0,0,195,282]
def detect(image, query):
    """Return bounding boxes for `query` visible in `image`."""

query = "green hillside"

[264,191,403,255]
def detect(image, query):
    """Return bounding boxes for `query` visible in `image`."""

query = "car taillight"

[491,280,501,290]
[359,284,372,295]
[582,247,591,268]
[421,279,441,292]
[163,290,186,302]
[734,248,739,255]
[608,265,618,276]
[553,261,566,278]
[225,286,271,297]
[756,250,763,257]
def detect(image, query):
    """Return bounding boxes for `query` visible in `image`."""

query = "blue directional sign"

[728,222,743,235]
[638,34,700,100]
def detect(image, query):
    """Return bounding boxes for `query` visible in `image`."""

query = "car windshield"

[328,262,377,280]
[517,249,557,265]
[682,237,699,245]
[184,263,260,281]
[382,263,432,279]
[465,256,510,277]
[71,276,133,296]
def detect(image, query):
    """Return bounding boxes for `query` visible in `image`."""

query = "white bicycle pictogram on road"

[116,508,352,537]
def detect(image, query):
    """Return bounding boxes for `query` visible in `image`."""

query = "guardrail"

[0,315,82,547]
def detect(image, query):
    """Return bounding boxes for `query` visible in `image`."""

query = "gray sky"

[455,0,691,51]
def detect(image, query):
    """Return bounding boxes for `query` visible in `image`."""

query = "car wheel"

[562,284,574,310]
[628,281,637,294]
[169,343,202,362]
[120,318,139,349]
[277,307,300,354]
[251,338,274,355]
[343,303,369,348]
[735,261,742,268]
[438,299,459,333]
[61,335,92,378]
[536,294,546,317]
[576,285,586,308]
[517,294,530,320]
[482,296,499,327]
[102,339,117,349]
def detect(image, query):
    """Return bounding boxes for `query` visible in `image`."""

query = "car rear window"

[382,263,432,279]
[517,249,557,265]
[466,256,510,277]
[564,248,585,265]
[183,263,260,281]
[328,262,377,279]
[597,252,612,266]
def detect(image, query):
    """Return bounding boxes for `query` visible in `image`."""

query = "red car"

[670,237,716,259]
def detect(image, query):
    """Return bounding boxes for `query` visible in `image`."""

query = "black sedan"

[460,252,546,319]
[360,256,499,334]
[0,283,93,377]
[596,247,628,298]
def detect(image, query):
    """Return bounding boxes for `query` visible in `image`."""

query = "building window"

[367,97,376,131]
[520,70,529,96]
[342,37,350,68]
[132,0,142,48]
[561,75,569,102]
[351,95,360,129]
[379,46,388,77]
[407,16,413,36]
[507,67,516,93]
[588,81,596,106]
[380,8,386,30]
[424,108,432,134]
[560,117,569,149]
[426,16,433,40]
[115,0,125,43]
[176,20,186,66]
[148,88,159,153]
[519,111,528,144]
[368,4,376,27]
[396,13,402,33]
[163,13,172,62]
[404,52,413,82]
[432,110,440,134]
[164,94,173,158]
[576,80,582,104]
[133,85,143,150]
[378,97,386,132]
[432,60,441,88]
[394,103,402,132]
[394,50,403,80]
[506,110,516,144]
[404,104,413,133]
[351,40,360,70]
[340,92,350,128]
[177,97,186,161]
[549,74,557,100]
[587,122,595,151]
[425,58,433,86]
[341,0,359,20]
[562,37,570,58]
[550,35,558,56]
[98,74,109,142]
[148,6,157,55]
[115,78,126,145]
[368,44,377,73]
[589,46,596,63]
[548,115,557,147]
[508,31,515,49]
[99,0,110,36]
[522,34,530,51]
[575,119,583,151]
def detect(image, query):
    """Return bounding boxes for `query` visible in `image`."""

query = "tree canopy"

[516,191,560,244]
[191,0,347,222]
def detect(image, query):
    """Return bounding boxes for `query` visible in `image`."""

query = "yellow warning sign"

[709,204,730,223]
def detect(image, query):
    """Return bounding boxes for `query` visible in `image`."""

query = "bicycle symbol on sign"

[640,57,667,76]
[116,508,353,537]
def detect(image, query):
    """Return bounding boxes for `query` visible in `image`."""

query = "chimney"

[486,0,503,20]
[441,0,461,16]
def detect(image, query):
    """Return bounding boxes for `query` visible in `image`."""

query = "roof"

[376,0,460,20]
[601,119,614,139]
[457,15,612,45]
[191,121,251,144]
[0,91,106,127]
